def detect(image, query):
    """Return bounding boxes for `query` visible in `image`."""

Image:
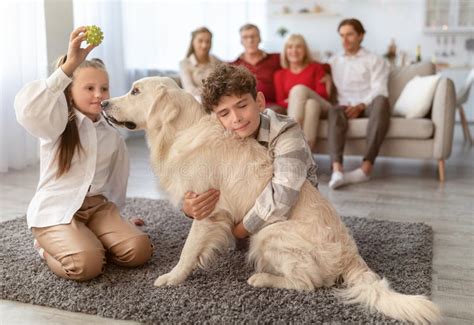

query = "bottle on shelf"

[415,44,422,62]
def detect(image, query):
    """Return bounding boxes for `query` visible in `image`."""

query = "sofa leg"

[459,105,473,146]
[438,159,445,182]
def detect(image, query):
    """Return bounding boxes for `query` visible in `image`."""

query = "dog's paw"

[247,273,273,288]
[154,272,185,287]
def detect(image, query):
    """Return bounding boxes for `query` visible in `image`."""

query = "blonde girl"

[15,27,152,281]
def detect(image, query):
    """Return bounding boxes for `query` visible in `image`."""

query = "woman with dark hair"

[179,26,221,100]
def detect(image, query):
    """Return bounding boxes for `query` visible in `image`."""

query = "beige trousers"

[287,85,332,149]
[32,195,153,281]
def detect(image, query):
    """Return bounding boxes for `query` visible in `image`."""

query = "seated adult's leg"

[87,199,153,267]
[302,98,320,150]
[363,96,390,164]
[328,106,348,165]
[287,84,309,125]
[341,96,391,186]
[32,219,106,281]
[328,106,349,189]
[303,96,332,151]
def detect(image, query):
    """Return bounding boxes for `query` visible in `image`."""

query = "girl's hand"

[61,26,98,77]
[232,222,249,239]
[182,189,220,220]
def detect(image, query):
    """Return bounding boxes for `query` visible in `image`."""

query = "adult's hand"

[345,103,366,119]
[320,73,333,97]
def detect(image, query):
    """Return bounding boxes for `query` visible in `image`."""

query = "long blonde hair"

[280,34,313,69]
[185,26,213,58]
[54,55,107,178]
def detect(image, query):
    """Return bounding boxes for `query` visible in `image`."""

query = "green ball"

[85,25,104,46]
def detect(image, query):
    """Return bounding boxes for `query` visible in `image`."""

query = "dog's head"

[102,76,188,131]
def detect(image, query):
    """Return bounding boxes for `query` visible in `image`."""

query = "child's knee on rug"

[109,234,153,267]
[47,248,106,281]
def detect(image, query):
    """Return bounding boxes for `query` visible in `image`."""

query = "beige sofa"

[313,62,456,181]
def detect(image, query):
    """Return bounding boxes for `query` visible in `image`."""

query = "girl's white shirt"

[15,68,129,228]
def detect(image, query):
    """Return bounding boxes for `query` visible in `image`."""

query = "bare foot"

[129,217,145,226]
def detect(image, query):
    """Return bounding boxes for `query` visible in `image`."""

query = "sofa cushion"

[388,62,436,109]
[393,74,441,118]
[318,117,434,139]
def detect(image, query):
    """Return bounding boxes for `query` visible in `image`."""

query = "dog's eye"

[131,87,140,96]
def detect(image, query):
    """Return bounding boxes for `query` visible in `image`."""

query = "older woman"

[179,27,221,101]
[274,34,332,150]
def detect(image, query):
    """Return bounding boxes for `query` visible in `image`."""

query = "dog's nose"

[101,101,109,109]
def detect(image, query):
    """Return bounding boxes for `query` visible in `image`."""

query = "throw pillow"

[392,74,441,118]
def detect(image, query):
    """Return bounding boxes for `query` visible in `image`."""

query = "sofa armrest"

[431,78,456,159]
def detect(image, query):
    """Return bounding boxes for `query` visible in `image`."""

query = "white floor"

[1,125,473,324]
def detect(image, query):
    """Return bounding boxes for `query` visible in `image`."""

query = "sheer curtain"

[0,1,47,172]
[73,0,267,89]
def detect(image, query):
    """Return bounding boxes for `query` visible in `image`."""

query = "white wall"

[264,0,473,67]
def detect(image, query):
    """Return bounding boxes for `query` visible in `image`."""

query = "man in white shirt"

[327,18,390,189]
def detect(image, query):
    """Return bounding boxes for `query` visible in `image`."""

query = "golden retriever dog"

[102,77,440,324]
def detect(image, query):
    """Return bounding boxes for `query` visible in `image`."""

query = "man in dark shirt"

[232,24,284,113]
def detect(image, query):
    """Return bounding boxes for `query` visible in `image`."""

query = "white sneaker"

[344,168,370,185]
[33,239,45,260]
[329,171,345,190]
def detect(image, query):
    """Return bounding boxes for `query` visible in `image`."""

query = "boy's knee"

[111,234,153,267]
[61,249,106,281]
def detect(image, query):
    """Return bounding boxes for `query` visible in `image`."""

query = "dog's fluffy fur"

[104,77,440,324]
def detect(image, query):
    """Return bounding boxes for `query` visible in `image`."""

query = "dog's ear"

[160,88,183,124]
[148,85,182,125]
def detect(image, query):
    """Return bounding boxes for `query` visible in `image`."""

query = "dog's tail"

[337,256,441,324]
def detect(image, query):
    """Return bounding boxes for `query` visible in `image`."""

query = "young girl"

[179,26,221,101]
[14,27,153,281]
[274,34,332,150]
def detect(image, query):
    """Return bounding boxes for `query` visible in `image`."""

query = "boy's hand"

[62,26,98,77]
[232,222,250,239]
[182,189,220,220]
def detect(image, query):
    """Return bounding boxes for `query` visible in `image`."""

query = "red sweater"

[273,62,329,109]
[232,53,281,105]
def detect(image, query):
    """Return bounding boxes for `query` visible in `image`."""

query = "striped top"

[243,109,318,234]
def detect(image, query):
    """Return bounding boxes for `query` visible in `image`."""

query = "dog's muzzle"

[101,101,137,130]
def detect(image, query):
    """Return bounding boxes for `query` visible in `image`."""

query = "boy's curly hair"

[201,64,257,113]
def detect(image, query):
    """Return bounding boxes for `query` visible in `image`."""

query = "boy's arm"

[242,125,316,234]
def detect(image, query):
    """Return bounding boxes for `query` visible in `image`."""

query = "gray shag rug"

[1,198,434,324]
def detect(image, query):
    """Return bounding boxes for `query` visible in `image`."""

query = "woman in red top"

[274,34,332,150]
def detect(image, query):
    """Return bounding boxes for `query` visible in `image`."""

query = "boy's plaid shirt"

[243,109,318,234]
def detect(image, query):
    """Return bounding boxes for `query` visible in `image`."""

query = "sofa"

[313,62,456,181]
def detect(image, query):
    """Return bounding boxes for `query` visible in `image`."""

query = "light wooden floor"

[1,125,473,324]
